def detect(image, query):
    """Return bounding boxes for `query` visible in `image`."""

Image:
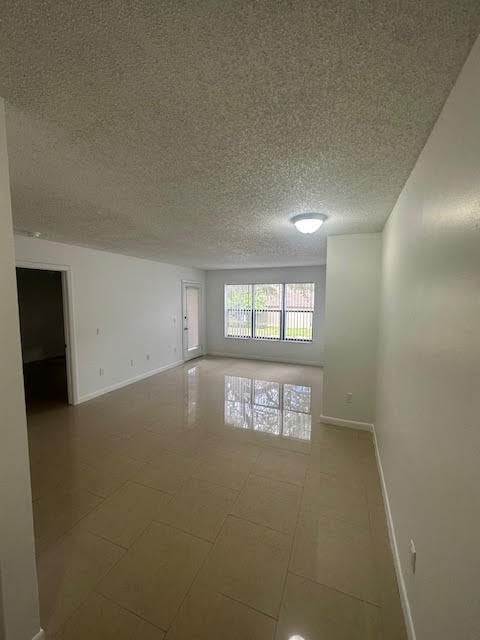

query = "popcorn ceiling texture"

[0,1,479,268]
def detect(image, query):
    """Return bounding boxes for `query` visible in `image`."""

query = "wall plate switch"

[146,354,150,360]
[346,392,353,404]
[99,368,104,376]
[130,359,134,366]
[410,539,416,574]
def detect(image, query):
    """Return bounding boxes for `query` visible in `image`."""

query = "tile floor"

[27,356,407,639]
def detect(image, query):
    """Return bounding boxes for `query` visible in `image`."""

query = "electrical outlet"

[346,392,353,404]
[96,328,100,335]
[146,354,150,361]
[99,367,104,376]
[130,359,134,367]
[410,539,416,574]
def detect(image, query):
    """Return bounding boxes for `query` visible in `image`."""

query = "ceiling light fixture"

[291,213,327,234]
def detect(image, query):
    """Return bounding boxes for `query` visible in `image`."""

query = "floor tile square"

[193,452,252,491]
[290,511,378,603]
[231,473,301,534]
[37,530,125,634]
[78,481,172,548]
[276,572,378,640]
[117,430,168,463]
[156,476,237,541]
[302,469,369,527]
[53,592,164,639]
[254,447,309,486]
[166,587,275,639]
[197,516,291,618]
[33,486,103,554]
[309,439,365,487]
[98,521,211,630]
[72,454,146,498]
[133,451,199,495]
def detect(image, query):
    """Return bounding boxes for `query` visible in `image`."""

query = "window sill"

[224,336,313,344]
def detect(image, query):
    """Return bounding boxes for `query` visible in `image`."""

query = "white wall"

[15,236,206,403]
[322,233,381,425]
[376,37,480,639]
[0,99,41,640]
[206,266,325,366]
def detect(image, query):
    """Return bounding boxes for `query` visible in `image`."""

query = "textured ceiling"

[1,1,479,268]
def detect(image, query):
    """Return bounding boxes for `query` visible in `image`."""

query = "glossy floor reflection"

[224,376,312,440]
[27,356,406,639]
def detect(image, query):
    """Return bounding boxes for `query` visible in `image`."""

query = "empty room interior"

[1,3,479,640]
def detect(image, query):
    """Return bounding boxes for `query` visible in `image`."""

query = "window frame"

[224,282,315,343]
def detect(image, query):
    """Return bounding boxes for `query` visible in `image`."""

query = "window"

[225,283,252,338]
[284,282,315,341]
[254,284,282,340]
[225,282,314,342]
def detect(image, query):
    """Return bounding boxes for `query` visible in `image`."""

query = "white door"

[182,282,203,361]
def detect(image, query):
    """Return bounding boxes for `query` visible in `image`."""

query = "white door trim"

[182,280,204,361]
[15,260,79,405]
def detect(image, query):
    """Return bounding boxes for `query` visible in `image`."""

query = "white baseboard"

[76,359,185,404]
[207,351,323,367]
[32,630,45,640]
[372,425,417,640]
[319,414,373,432]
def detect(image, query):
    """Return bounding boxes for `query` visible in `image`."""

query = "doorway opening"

[182,281,203,361]
[16,266,73,410]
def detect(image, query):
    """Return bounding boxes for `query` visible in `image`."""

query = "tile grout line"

[46,475,162,553]
[68,518,180,635]
[93,589,169,633]
[39,529,129,637]
[159,460,250,633]
[227,510,295,538]
[275,465,306,634]
[151,515,222,545]
[162,521,217,635]
[217,589,279,622]
[162,462,282,635]
[288,567,381,608]
[249,469,307,489]
[34,491,109,560]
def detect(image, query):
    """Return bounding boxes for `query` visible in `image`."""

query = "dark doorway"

[16,267,68,409]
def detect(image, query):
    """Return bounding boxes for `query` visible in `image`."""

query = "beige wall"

[376,37,480,639]
[0,100,42,638]
[322,233,381,425]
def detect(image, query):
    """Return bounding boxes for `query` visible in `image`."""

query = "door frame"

[182,280,204,362]
[16,260,79,405]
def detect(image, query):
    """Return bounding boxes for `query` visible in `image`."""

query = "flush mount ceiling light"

[291,213,327,234]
